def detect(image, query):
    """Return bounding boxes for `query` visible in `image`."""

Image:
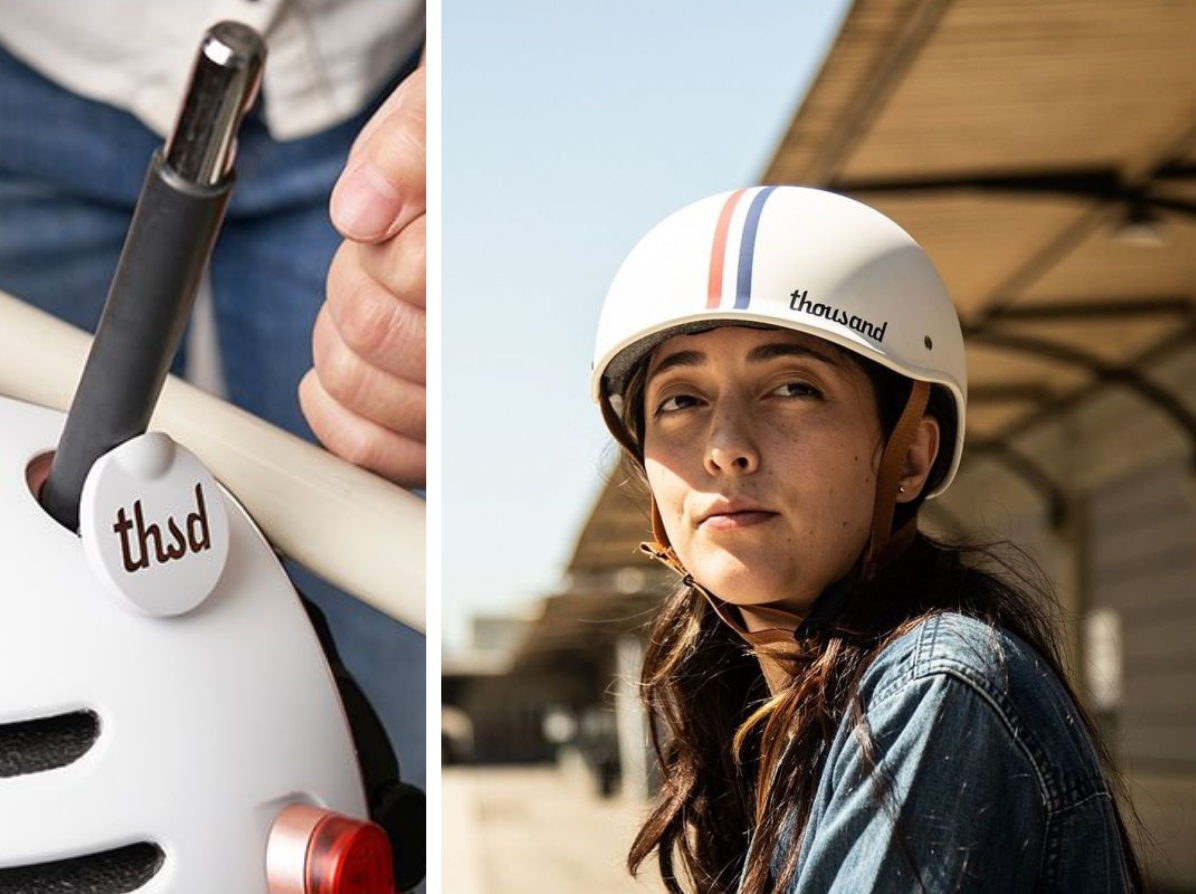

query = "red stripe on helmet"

[706,188,749,308]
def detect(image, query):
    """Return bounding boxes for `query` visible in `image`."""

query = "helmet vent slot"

[0,842,164,893]
[0,710,100,777]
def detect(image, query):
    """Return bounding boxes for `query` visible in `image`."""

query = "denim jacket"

[771,612,1133,893]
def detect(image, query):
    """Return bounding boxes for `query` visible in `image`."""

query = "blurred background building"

[444,1,1196,890]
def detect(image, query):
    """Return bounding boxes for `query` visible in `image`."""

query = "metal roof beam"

[833,170,1196,221]
[978,297,1195,325]
[834,168,1123,201]
[1154,162,1196,182]
[984,327,1196,448]
[965,330,1196,459]
[969,440,1069,529]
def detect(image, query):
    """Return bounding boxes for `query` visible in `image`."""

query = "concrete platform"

[443,765,667,894]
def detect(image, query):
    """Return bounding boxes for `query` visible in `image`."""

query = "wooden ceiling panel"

[980,318,1177,365]
[1018,219,1196,303]
[839,0,1196,179]
[966,403,1041,440]
[568,474,654,573]
[766,0,934,183]
[966,342,1092,389]
[862,194,1091,314]
[1154,180,1196,204]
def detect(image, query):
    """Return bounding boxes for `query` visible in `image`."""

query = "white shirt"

[0,0,424,140]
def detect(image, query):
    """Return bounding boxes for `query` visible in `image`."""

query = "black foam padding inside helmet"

[300,595,427,891]
[0,842,164,894]
[0,711,100,778]
[372,779,427,893]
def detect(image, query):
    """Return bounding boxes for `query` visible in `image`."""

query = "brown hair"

[616,344,1144,894]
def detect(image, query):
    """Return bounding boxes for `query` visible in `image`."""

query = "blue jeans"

[0,43,425,792]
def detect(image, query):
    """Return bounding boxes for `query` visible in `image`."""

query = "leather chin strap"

[636,380,931,691]
[865,380,930,575]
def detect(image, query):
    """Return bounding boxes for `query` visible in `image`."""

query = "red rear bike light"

[267,804,396,894]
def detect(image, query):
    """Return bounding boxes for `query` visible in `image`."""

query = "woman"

[590,187,1141,893]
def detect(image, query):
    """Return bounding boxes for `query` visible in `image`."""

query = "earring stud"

[897,484,906,494]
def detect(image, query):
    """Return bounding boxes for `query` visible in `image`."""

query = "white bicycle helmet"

[592,186,967,570]
[0,396,415,893]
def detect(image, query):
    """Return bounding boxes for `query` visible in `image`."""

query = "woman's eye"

[773,381,820,399]
[656,393,700,414]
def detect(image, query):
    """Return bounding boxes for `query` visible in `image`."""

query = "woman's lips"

[698,509,778,531]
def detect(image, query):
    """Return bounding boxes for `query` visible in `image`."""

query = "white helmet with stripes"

[591,185,967,498]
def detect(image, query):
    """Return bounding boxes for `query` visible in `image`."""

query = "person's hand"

[300,64,426,488]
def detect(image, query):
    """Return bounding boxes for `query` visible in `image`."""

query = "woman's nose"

[705,409,759,476]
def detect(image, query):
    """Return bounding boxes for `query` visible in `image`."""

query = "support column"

[1047,498,1085,690]
[614,634,651,801]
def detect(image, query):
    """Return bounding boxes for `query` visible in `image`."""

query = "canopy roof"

[511,0,1196,666]
[766,0,1196,469]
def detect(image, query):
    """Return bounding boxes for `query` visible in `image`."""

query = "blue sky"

[443,1,853,649]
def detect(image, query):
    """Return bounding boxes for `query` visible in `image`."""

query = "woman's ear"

[896,415,940,503]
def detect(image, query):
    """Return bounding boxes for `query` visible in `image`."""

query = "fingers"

[330,66,427,243]
[325,237,426,382]
[307,63,428,486]
[299,370,426,488]
[353,214,427,309]
[310,234,427,486]
[311,304,425,438]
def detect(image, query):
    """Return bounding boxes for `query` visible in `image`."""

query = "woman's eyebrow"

[648,349,706,380]
[747,342,840,366]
